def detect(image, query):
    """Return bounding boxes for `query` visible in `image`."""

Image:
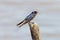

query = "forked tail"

[17,19,28,27]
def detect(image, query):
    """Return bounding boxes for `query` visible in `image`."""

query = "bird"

[17,11,38,28]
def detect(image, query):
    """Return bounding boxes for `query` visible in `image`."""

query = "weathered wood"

[28,22,41,40]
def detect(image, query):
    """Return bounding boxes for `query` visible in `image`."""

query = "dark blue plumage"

[17,11,38,27]
[26,12,36,21]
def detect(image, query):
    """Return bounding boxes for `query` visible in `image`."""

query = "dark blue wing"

[26,12,35,21]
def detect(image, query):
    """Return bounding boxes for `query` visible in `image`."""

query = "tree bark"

[28,22,41,40]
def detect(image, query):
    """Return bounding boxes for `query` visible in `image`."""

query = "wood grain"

[28,22,41,40]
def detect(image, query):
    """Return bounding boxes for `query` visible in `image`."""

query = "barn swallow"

[17,11,38,27]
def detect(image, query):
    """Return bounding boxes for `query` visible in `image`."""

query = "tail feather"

[17,19,28,27]
[17,20,24,26]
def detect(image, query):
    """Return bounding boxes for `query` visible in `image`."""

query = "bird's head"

[33,11,38,14]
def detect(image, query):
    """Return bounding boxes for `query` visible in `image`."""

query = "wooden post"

[28,22,41,40]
